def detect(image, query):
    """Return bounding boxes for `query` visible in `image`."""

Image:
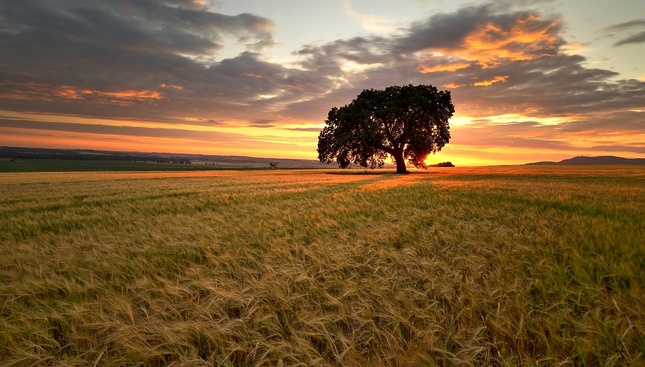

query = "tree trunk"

[393,150,408,174]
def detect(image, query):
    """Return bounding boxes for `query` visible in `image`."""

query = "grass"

[0,166,643,366]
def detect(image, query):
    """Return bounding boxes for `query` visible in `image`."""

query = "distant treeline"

[430,161,455,167]
[0,147,189,163]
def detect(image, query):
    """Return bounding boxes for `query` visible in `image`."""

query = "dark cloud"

[0,118,239,141]
[557,111,645,134]
[0,117,308,153]
[395,5,563,68]
[395,5,493,53]
[602,19,645,32]
[296,36,394,66]
[249,119,275,128]
[601,19,645,46]
[614,31,645,46]
[0,0,347,128]
[287,127,323,132]
[0,0,274,55]
[445,55,645,117]
[0,0,280,122]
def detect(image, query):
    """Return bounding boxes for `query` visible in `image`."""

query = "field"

[1,166,643,366]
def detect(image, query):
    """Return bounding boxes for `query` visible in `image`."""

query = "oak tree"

[317,84,454,173]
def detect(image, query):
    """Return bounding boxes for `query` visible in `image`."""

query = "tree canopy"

[317,84,454,173]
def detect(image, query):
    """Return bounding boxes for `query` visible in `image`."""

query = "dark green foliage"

[317,84,454,173]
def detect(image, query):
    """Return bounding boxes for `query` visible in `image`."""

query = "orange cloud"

[443,83,467,89]
[55,87,163,106]
[160,83,183,90]
[100,90,163,100]
[54,87,92,100]
[474,75,509,86]
[447,14,561,68]
[418,62,471,74]
[1,82,164,105]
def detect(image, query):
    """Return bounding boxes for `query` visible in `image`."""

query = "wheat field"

[1,166,643,366]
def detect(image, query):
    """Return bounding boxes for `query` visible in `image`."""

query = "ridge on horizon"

[526,155,645,165]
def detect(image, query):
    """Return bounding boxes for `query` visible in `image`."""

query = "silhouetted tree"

[317,84,454,173]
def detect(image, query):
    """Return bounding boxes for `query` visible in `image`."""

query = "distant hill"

[526,155,645,165]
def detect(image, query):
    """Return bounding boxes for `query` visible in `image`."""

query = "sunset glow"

[1,0,643,165]
[460,16,562,68]
[473,76,509,87]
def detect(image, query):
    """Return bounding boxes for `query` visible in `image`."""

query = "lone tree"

[317,84,454,173]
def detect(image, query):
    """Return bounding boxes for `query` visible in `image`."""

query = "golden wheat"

[1,167,643,366]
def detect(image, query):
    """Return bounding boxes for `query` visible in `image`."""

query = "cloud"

[557,111,645,134]
[0,118,232,141]
[418,62,472,74]
[448,115,645,156]
[473,75,509,87]
[249,119,276,128]
[602,19,645,32]
[0,0,341,126]
[1,0,644,161]
[589,145,645,154]
[0,82,164,106]
[614,31,645,46]
[601,19,645,46]
[0,0,275,57]
[394,5,563,67]
[343,0,401,34]
[0,0,276,94]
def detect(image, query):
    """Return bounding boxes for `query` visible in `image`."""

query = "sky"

[1,0,644,166]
